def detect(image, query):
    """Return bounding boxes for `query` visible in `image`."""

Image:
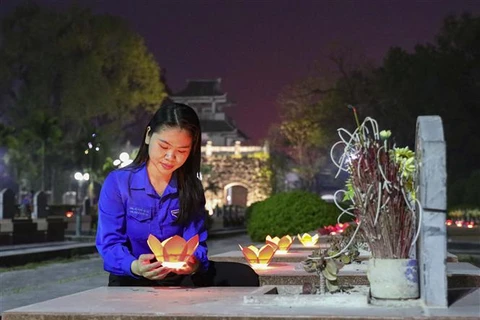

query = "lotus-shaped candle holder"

[147,234,199,268]
[239,244,276,269]
[297,233,320,247]
[266,235,294,254]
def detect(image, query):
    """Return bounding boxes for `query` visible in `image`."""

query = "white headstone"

[32,191,48,219]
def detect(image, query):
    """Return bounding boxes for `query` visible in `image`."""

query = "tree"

[0,3,167,199]
[270,44,376,191]
[276,81,326,191]
[371,14,480,183]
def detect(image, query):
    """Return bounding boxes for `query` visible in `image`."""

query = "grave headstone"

[83,197,91,216]
[62,191,76,205]
[0,188,15,219]
[415,116,448,307]
[32,191,48,219]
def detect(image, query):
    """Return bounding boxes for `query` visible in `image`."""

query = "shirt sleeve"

[95,171,137,277]
[183,208,209,272]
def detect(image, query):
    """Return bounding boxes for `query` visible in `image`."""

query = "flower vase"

[367,258,419,300]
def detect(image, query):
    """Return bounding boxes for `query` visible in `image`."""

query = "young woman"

[96,102,259,287]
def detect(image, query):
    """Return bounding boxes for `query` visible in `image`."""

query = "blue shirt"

[95,164,209,277]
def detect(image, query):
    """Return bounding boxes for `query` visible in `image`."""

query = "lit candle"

[239,244,276,269]
[147,234,199,268]
[266,235,294,254]
[297,233,319,247]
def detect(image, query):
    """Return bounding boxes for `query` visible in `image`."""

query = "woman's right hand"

[131,254,171,280]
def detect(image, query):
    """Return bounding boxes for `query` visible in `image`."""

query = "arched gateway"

[201,142,271,214]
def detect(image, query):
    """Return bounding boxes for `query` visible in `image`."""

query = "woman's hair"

[131,102,205,225]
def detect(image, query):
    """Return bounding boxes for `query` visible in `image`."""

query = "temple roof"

[201,120,249,139]
[173,79,225,97]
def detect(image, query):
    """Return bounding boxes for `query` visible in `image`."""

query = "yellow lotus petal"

[265,235,280,250]
[257,244,276,265]
[147,234,164,263]
[239,245,260,264]
[278,235,293,251]
[266,235,280,245]
[162,235,188,262]
[185,234,199,257]
[298,233,319,246]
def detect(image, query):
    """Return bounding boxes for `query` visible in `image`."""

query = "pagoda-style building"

[171,79,248,146]
[170,78,270,217]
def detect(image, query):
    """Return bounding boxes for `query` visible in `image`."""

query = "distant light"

[321,194,335,201]
[75,172,89,181]
[119,152,130,162]
[119,159,133,168]
[84,150,89,154]
[95,147,100,151]
[88,142,93,149]
[113,159,121,166]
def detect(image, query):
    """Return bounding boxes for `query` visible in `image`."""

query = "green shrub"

[246,191,351,242]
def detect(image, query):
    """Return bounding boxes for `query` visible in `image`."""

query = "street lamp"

[113,152,133,168]
[74,172,90,182]
[74,171,89,237]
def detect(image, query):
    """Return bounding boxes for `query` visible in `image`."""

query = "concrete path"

[0,233,256,315]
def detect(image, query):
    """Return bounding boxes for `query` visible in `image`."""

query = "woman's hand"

[171,256,200,275]
[131,254,171,280]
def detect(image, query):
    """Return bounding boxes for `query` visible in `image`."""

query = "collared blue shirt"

[95,163,209,277]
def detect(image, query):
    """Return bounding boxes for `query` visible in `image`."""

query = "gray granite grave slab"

[2,286,479,319]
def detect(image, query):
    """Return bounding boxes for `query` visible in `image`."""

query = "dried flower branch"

[328,109,422,259]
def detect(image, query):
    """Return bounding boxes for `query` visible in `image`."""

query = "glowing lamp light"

[266,235,294,254]
[65,210,74,218]
[239,244,276,269]
[147,234,199,268]
[297,233,319,247]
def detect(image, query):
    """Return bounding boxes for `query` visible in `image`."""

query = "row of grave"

[0,189,95,244]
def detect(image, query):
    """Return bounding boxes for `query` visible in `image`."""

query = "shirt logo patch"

[171,209,180,218]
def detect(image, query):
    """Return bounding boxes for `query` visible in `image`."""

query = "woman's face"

[145,126,192,177]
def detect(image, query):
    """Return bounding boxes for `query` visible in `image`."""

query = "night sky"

[2,0,480,143]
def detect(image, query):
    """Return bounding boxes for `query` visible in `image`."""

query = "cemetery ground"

[0,227,479,318]
[0,232,254,316]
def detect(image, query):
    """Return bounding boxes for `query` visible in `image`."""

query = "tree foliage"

[0,3,167,195]
[371,13,480,185]
[271,14,479,206]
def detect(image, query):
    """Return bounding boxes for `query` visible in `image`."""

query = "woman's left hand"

[171,256,199,275]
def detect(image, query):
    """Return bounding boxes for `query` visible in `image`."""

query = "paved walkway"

[0,233,256,315]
